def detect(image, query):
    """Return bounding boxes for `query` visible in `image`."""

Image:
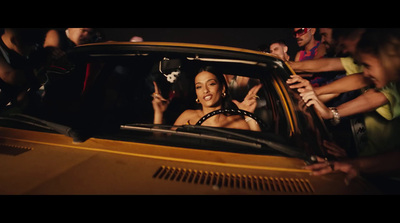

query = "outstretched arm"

[301,88,389,120]
[314,73,372,96]
[287,75,338,103]
[289,57,344,73]
[305,145,400,185]
[287,74,373,104]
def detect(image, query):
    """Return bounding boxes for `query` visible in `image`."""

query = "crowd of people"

[265,28,400,192]
[0,28,399,192]
[0,28,104,110]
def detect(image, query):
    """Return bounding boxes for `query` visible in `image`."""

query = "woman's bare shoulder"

[179,109,201,117]
[174,109,202,125]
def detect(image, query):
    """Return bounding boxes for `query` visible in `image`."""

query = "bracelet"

[245,117,259,125]
[328,107,340,125]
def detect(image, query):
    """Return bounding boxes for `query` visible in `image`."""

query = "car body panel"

[0,127,378,194]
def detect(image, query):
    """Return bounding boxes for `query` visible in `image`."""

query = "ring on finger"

[328,162,334,171]
[324,159,334,171]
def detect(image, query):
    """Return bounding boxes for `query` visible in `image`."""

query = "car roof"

[72,41,283,61]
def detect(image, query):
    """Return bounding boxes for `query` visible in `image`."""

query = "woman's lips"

[203,94,212,101]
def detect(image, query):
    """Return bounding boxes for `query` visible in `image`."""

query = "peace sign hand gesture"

[152,81,170,124]
[233,83,263,113]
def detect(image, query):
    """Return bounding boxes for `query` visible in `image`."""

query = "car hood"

[0,126,380,195]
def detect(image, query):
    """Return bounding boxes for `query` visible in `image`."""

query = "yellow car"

[0,42,380,194]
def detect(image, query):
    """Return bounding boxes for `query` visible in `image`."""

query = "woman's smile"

[203,94,212,101]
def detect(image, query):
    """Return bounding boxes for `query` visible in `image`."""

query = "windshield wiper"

[1,114,89,143]
[121,123,262,149]
[121,123,314,163]
[179,125,311,161]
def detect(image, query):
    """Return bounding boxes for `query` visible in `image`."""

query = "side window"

[261,71,290,137]
[268,74,292,137]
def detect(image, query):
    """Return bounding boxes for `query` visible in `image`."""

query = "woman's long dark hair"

[195,66,238,110]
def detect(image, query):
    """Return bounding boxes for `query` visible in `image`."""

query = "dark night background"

[99,28,306,60]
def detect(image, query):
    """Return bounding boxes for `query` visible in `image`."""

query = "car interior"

[50,55,288,134]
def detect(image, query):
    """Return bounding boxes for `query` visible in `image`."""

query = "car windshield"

[75,55,289,135]
[0,43,328,160]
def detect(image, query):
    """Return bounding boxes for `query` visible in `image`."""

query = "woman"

[152,66,262,131]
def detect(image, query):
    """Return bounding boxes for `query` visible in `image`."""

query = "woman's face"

[360,53,392,88]
[195,71,225,108]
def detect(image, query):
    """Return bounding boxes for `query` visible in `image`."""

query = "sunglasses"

[293,28,311,38]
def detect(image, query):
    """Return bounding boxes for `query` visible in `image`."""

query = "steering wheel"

[195,108,267,129]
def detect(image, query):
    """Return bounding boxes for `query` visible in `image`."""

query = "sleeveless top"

[299,41,320,61]
[299,41,325,87]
